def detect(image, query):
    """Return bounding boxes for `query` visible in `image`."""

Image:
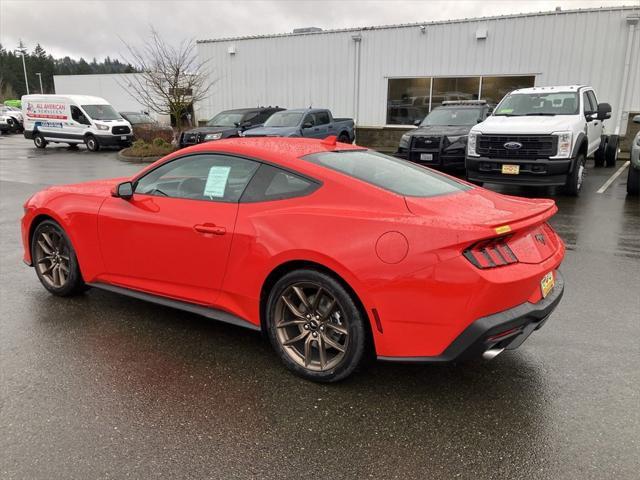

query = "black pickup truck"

[395,101,493,170]
[179,107,283,148]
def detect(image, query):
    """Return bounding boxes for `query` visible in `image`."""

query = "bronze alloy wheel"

[33,226,71,289]
[274,282,349,371]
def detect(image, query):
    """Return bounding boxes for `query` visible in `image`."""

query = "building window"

[480,76,535,105]
[386,78,430,126]
[386,75,536,125]
[431,77,480,109]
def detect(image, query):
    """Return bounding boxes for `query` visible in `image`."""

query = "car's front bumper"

[97,134,133,147]
[395,148,466,169]
[378,270,565,363]
[466,156,573,186]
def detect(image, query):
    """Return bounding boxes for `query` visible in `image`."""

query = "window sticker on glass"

[204,166,231,198]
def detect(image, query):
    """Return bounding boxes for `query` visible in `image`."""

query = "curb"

[117,150,163,164]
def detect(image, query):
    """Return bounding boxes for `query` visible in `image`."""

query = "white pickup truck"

[466,85,614,195]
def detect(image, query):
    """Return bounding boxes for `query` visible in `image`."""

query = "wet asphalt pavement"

[1,134,638,479]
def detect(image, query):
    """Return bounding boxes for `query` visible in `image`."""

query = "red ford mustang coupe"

[21,137,565,381]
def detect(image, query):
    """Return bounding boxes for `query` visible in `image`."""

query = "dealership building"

[195,5,640,150]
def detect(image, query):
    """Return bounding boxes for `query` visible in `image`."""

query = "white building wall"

[53,73,171,124]
[197,6,640,134]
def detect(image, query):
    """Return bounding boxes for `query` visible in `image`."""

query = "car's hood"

[474,115,580,134]
[405,187,556,230]
[48,177,129,197]
[185,126,238,135]
[244,126,298,137]
[410,125,472,136]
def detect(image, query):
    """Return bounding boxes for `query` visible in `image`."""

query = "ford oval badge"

[504,141,523,150]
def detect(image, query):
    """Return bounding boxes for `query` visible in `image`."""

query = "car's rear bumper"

[466,156,573,186]
[378,270,564,363]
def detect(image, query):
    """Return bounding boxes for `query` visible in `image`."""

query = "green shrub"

[121,139,175,158]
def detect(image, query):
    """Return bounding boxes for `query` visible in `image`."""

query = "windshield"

[303,150,469,197]
[494,92,578,116]
[124,113,155,124]
[81,104,122,120]
[264,112,303,128]
[206,111,245,127]
[421,108,481,126]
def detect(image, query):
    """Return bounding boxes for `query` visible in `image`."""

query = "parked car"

[466,85,613,195]
[0,105,24,133]
[395,100,493,170]
[243,108,355,143]
[21,137,565,382]
[179,107,283,148]
[628,115,640,195]
[0,114,10,134]
[120,111,174,143]
[22,95,133,151]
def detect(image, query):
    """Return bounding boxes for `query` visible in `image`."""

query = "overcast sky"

[1,0,638,60]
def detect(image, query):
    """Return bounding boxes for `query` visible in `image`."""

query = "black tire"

[7,118,17,132]
[627,165,639,195]
[266,269,367,382]
[31,219,86,296]
[564,153,586,196]
[605,135,618,167]
[85,135,100,152]
[34,133,47,149]
[337,132,351,144]
[593,135,607,167]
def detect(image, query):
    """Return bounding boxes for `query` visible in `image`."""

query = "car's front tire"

[266,269,367,382]
[85,135,100,152]
[594,135,607,167]
[565,153,586,196]
[31,220,86,296]
[605,135,618,167]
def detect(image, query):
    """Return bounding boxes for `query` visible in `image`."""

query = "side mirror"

[413,119,422,126]
[633,114,640,124]
[597,103,612,121]
[112,181,134,199]
[302,122,314,129]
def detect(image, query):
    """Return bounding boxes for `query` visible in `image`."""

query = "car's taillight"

[463,236,519,269]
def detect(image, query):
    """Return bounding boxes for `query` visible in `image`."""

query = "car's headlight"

[447,135,466,144]
[96,123,109,131]
[399,134,411,149]
[467,131,480,156]
[553,131,572,158]
[204,133,223,141]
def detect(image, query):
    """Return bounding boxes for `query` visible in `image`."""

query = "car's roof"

[155,137,364,177]
[511,85,587,94]
[276,108,327,114]
[221,107,283,114]
[22,94,111,104]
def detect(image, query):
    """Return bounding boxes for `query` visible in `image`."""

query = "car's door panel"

[97,195,238,305]
[96,153,259,305]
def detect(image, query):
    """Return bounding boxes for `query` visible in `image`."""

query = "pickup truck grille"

[412,136,441,150]
[112,125,131,135]
[477,134,558,159]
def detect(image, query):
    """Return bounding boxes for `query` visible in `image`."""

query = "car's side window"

[586,91,598,112]
[70,105,84,123]
[302,114,316,127]
[315,111,330,125]
[241,164,319,202]
[135,154,260,203]
[582,92,595,114]
[254,110,274,124]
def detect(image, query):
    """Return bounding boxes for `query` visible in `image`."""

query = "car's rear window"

[303,150,470,197]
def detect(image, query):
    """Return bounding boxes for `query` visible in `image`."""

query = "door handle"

[194,224,226,235]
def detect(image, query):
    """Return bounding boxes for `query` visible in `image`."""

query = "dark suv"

[395,101,493,170]
[179,107,283,148]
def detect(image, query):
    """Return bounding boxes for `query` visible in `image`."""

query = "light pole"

[36,72,43,93]
[15,50,29,94]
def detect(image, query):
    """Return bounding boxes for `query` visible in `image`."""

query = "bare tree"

[119,29,214,129]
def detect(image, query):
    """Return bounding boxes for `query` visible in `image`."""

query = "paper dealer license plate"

[501,164,520,175]
[420,153,433,161]
[541,272,555,298]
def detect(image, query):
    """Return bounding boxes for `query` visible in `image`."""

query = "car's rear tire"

[593,135,607,167]
[605,135,618,167]
[337,132,351,144]
[85,135,100,152]
[564,153,586,196]
[34,133,47,149]
[627,165,639,195]
[31,220,86,296]
[266,269,367,382]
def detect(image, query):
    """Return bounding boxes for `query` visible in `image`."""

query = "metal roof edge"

[197,6,639,44]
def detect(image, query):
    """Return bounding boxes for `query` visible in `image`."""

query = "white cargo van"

[22,95,133,151]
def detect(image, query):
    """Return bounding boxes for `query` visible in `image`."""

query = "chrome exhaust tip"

[482,347,505,360]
